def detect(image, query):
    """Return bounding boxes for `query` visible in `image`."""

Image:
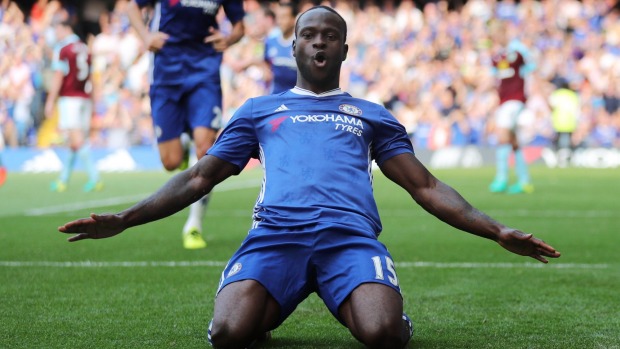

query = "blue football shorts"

[149,79,223,143]
[216,223,403,327]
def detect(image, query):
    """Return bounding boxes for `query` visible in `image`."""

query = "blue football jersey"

[135,0,244,85]
[264,33,297,94]
[208,87,414,236]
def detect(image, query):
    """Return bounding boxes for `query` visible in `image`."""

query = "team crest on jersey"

[339,104,362,116]
[227,263,242,277]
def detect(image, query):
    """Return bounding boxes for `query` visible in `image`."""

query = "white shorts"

[494,100,525,130]
[57,97,93,132]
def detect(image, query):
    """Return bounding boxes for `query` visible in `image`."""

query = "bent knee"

[354,320,408,349]
[209,320,256,349]
[159,154,182,171]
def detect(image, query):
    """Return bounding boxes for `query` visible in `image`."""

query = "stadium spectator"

[8,45,35,146]
[57,7,561,349]
[46,17,102,193]
[125,0,245,249]
[0,0,619,163]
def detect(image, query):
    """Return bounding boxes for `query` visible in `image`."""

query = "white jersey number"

[75,46,89,81]
[371,255,399,286]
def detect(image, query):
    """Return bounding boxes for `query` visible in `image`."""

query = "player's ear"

[292,39,296,57]
[342,43,348,62]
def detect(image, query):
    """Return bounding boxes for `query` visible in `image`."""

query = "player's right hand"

[497,229,561,263]
[145,32,169,52]
[58,213,126,242]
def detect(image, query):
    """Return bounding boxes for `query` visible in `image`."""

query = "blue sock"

[514,149,530,184]
[59,151,77,183]
[494,145,511,183]
[77,145,99,183]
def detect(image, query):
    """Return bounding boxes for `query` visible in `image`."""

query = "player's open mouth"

[312,52,327,67]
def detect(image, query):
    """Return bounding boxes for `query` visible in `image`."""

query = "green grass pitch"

[1,166,618,349]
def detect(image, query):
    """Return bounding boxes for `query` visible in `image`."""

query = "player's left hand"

[497,229,561,263]
[204,27,229,52]
[58,213,126,242]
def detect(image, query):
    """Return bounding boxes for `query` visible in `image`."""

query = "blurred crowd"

[1,0,619,151]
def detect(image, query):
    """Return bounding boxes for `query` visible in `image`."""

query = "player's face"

[276,6,295,36]
[293,9,348,93]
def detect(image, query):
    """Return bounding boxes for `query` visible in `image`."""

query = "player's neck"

[296,82,340,95]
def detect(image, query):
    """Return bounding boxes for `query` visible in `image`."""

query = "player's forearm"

[45,72,63,105]
[117,169,212,228]
[226,21,245,48]
[126,1,151,42]
[416,181,505,241]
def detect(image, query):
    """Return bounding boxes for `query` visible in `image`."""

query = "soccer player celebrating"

[46,18,102,193]
[58,6,560,349]
[488,25,537,194]
[126,0,245,249]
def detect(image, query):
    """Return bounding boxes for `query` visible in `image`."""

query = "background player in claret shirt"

[263,2,298,94]
[126,0,245,249]
[0,145,5,188]
[45,18,102,193]
[488,25,537,194]
[58,6,560,349]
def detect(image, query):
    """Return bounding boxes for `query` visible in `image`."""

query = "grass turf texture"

[1,167,618,349]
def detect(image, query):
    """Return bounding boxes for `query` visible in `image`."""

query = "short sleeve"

[207,99,259,171]
[51,47,68,74]
[223,0,245,24]
[371,108,414,166]
[133,0,154,8]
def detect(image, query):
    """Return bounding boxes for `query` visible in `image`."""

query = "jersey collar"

[291,86,344,97]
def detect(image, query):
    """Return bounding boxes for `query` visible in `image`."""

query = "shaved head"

[295,6,347,42]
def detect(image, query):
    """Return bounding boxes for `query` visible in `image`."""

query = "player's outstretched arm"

[58,155,239,242]
[379,153,561,263]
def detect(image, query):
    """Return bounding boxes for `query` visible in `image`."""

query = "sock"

[514,148,530,185]
[59,150,77,183]
[493,144,511,183]
[183,194,211,234]
[77,144,99,183]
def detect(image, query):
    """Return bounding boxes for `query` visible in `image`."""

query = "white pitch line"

[396,261,610,269]
[380,209,616,218]
[24,194,152,216]
[0,261,610,269]
[22,179,261,216]
[0,261,226,268]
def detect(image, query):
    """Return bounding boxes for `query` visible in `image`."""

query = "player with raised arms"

[58,6,561,348]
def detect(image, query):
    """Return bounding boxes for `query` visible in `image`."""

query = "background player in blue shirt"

[126,0,245,249]
[58,6,561,349]
[263,2,298,94]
